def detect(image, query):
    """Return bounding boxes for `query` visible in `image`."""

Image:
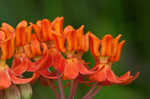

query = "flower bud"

[18,84,32,99]
[4,85,21,99]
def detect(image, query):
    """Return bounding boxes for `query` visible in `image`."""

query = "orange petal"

[52,17,64,34]
[24,44,33,58]
[11,56,29,76]
[30,22,43,41]
[0,31,6,41]
[40,69,62,79]
[0,41,8,60]
[82,32,89,52]
[1,23,15,41]
[64,25,75,36]
[107,68,122,84]
[41,19,52,40]
[101,34,113,56]
[89,33,100,57]
[9,70,38,84]
[120,72,140,85]
[27,52,50,72]
[0,69,11,90]
[76,25,84,50]
[114,40,125,62]
[26,25,32,43]
[79,60,94,75]
[50,49,65,73]
[53,33,66,52]
[64,26,75,51]
[63,58,79,80]
[16,20,28,46]
[31,35,42,56]
[89,65,107,82]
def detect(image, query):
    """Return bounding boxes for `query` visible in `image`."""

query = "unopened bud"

[4,85,21,99]
[18,84,32,99]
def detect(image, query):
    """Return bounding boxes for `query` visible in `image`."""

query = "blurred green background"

[0,0,149,98]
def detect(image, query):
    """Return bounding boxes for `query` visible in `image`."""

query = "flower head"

[89,33,139,85]
[0,23,35,90]
[54,25,94,80]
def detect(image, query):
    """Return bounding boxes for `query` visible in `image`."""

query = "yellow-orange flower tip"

[101,34,113,57]
[1,23,15,33]
[64,25,75,36]
[0,23,15,43]
[41,19,53,40]
[52,17,64,34]
[16,20,31,47]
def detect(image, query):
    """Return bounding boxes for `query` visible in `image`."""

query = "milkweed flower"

[31,17,65,74]
[53,25,95,80]
[0,23,36,90]
[89,33,139,85]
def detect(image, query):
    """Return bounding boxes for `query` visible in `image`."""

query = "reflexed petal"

[79,60,95,75]
[89,65,107,82]
[39,69,62,79]
[50,49,65,73]
[11,55,30,76]
[27,52,50,72]
[9,71,38,84]
[120,72,140,85]
[63,58,79,80]
[107,68,122,84]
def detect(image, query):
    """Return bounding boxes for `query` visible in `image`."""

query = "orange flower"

[31,17,66,73]
[0,24,36,90]
[53,25,94,80]
[89,33,139,85]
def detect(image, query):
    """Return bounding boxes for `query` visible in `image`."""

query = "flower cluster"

[0,17,139,99]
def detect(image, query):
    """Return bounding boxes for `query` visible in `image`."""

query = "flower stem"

[0,90,3,99]
[57,73,65,99]
[81,83,97,99]
[87,86,102,99]
[68,79,78,99]
[48,80,60,99]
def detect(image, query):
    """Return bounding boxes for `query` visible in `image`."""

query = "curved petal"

[27,52,51,72]
[39,69,62,79]
[11,57,29,76]
[107,68,140,85]
[107,68,122,84]
[9,71,38,84]
[120,72,140,85]
[89,65,107,82]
